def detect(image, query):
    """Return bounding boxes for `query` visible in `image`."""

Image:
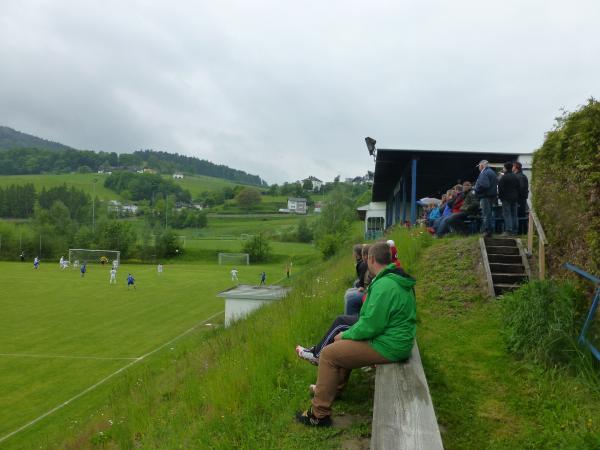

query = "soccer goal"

[69,249,121,266]
[218,252,250,265]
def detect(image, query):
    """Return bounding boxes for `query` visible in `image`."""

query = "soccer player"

[231,268,239,281]
[127,273,136,289]
[109,267,117,284]
[157,263,163,274]
[33,256,40,269]
[112,259,118,270]
[80,262,87,277]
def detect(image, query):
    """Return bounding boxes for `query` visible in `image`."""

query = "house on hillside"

[302,176,323,191]
[173,173,184,179]
[107,200,122,213]
[287,197,307,214]
[143,168,157,174]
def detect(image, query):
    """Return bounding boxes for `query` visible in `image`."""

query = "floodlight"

[365,137,376,156]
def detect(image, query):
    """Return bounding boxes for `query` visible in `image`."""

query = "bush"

[296,218,313,243]
[532,98,600,273]
[501,280,587,367]
[242,232,271,262]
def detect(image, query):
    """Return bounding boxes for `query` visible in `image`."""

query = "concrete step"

[492,273,527,284]
[488,254,522,264]
[486,245,520,255]
[484,237,517,247]
[489,262,526,274]
[494,283,522,296]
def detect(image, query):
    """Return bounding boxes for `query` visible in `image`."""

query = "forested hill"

[0,126,75,152]
[0,127,266,185]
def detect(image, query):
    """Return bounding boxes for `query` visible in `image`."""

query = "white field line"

[0,310,224,445]
[0,353,138,361]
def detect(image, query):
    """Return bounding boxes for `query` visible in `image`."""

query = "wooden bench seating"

[371,342,443,450]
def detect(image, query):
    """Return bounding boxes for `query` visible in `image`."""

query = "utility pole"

[165,195,168,229]
[92,178,98,233]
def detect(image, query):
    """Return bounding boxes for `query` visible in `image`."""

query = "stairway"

[480,237,531,297]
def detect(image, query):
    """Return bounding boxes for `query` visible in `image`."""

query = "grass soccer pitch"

[0,259,289,447]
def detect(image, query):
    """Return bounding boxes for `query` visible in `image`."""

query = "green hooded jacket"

[342,263,416,361]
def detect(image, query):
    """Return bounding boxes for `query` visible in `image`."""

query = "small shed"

[217,284,290,327]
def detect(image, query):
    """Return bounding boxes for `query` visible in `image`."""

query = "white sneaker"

[295,345,319,366]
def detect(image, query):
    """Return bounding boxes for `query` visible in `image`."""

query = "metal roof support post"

[410,158,418,226]
[402,176,407,224]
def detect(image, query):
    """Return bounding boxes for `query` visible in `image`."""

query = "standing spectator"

[498,162,520,235]
[20,251,25,262]
[513,161,529,219]
[259,271,266,286]
[474,160,498,238]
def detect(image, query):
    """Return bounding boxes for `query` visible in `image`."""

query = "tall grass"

[501,281,586,367]
[49,226,431,449]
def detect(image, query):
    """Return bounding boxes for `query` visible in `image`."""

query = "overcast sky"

[0,1,598,184]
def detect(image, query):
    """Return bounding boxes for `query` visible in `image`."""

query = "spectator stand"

[563,263,600,362]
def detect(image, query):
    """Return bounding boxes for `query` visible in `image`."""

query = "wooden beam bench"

[371,342,444,450]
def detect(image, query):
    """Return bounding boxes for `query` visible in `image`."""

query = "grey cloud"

[1,0,599,183]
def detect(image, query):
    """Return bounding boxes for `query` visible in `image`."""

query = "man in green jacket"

[296,242,417,427]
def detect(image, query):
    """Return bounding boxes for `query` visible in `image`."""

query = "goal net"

[218,252,250,265]
[69,249,121,267]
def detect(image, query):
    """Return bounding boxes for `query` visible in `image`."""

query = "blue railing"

[563,263,600,361]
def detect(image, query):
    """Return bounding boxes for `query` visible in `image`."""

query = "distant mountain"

[0,126,76,152]
[0,126,266,185]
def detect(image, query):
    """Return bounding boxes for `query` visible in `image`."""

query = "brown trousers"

[311,339,391,418]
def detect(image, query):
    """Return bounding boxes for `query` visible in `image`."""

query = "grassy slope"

[8,228,599,449]
[0,243,317,449]
[0,173,244,201]
[416,236,600,449]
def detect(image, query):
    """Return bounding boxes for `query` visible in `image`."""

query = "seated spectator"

[295,242,417,427]
[437,181,479,236]
[344,244,370,316]
[432,185,464,237]
[427,201,443,226]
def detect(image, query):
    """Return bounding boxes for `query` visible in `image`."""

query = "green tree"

[302,179,313,191]
[236,187,262,210]
[97,220,137,258]
[314,186,355,258]
[155,228,179,258]
[242,233,272,262]
[296,218,313,243]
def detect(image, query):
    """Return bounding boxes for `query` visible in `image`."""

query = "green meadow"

[0,237,316,448]
[0,172,247,201]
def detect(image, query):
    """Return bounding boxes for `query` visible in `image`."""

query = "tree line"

[104,172,192,203]
[0,147,264,185]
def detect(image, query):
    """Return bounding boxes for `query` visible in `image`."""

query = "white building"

[287,197,307,214]
[357,202,387,240]
[302,176,323,191]
[173,173,184,179]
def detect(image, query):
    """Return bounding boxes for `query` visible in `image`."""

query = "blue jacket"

[475,167,498,198]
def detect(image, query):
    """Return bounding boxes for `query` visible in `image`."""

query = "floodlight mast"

[365,137,377,159]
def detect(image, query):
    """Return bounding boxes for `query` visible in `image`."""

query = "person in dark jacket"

[498,162,520,235]
[343,244,368,315]
[474,160,498,237]
[512,161,529,219]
